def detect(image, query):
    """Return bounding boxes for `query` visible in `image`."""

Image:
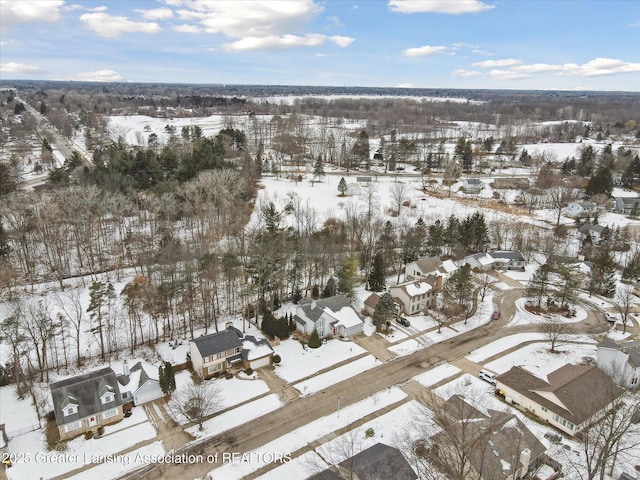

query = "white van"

[479,369,497,386]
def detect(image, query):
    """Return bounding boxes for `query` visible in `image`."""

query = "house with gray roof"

[308,443,417,480]
[614,197,640,215]
[578,223,607,244]
[496,364,623,436]
[462,178,484,194]
[295,295,364,339]
[431,395,546,480]
[50,367,124,440]
[190,326,273,379]
[117,361,163,406]
[597,339,640,388]
[488,250,526,271]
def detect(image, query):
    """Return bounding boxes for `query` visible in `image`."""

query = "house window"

[631,377,638,385]
[103,408,118,420]
[64,406,77,416]
[102,394,114,404]
[541,406,548,412]
[207,364,221,374]
[64,420,81,432]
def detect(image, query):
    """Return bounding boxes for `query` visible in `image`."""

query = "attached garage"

[242,335,274,370]
[117,361,164,406]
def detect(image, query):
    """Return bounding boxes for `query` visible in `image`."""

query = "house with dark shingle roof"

[308,443,417,480]
[496,364,624,436]
[431,395,546,480]
[295,295,363,339]
[597,339,640,388]
[190,327,274,379]
[614,197,640,215]
[50,367,124,440]
[578,223,607,244]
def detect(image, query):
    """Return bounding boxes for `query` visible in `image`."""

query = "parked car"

[491,310,501,320]
[396,317,410,327]
[479,369,498,385]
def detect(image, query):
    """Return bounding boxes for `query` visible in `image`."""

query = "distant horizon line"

[1,79,639,95]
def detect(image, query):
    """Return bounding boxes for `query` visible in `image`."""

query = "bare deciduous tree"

[168,382,223,431]
[539,315,571,353]
[613,284,634,334]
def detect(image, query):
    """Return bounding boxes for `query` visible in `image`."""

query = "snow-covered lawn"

[272,338,366,383]
[502,264,537,284]
[466,333,548,363]
[186,394,283,439]
[0,385,40,434]
[254,451,328,480]
[389,339,423,356]
[484,341,597,376]
[412,363,462,388]
[207,387,407,480]
[295,355,378,395]
[166,370,271,426]
[5,420,157,480]
[65,441,165,480]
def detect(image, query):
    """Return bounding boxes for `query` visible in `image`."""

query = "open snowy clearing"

[466,333,549,363]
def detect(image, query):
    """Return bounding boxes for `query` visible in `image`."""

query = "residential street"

[122,287,608,480]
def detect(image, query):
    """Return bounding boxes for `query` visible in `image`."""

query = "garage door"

[250,356,271,369]
[134,388,164,405]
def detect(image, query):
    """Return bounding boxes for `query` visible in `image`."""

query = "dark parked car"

[396,317,410,327]
[491,310,501,320]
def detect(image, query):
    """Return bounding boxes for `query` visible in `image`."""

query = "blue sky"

[1,0,639,91]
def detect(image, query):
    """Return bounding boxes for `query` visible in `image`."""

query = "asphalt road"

[121,287,607,480]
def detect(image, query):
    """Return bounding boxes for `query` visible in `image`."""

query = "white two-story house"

[597,339,640,388]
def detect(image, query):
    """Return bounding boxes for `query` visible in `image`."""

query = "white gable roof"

[331,306,364,329]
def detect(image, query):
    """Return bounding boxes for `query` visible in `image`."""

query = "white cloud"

[69,69,126,82]
[452,69,482,77]
[173,23,201,34]
[489,69,530,80]
[473,58,521,68]
[388,0,494,14]
[559,58,640,77]
[171,0,340,51]
[510,58,640,77]
[1,0,64,26]
[193,0,322,38]
[80,12,161,38]
[404,45,448,57]
[0,62,47,75]
[396,83,416,88]
[330,35,355,47]
[224,33,353,51]
[135,7,174,21]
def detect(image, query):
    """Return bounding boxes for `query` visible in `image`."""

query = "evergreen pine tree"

[308,328,322,348]
[337,255,359,299]
[321,277,337,298]
[165,361,175,393]
[368,252,386,292]
[159,364,169,395]
[338,177,348,196]
[373,292,397,331]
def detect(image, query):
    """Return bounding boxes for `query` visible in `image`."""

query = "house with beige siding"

[389,276,441,315]
[496,364,623,436]
[50,367,124,441]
